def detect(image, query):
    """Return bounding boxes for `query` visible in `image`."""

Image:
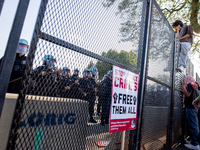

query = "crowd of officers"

[146,85,170,106]
[0,39,112,125]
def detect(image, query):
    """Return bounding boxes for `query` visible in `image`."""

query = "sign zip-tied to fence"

[110,65,139,149]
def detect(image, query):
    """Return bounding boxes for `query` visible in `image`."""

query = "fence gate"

[136,0,186,149]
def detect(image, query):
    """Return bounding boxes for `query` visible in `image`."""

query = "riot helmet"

[73,68,79,77]
[83,69,90,78]
[62,67,71,77]
[150,86,155,91]
[162,86,167,91]
[156,84,161,91]
[17,39,29,54]
[43,55,57,70]
[103,74,108,80]
[107,70,113,79]
[90,67,98,79]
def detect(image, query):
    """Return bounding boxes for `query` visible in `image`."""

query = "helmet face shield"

[62,70,70,77]
[83,70,90,78]
[107,70,113,78]
[17,44,28,54]
[87,71,91,77]
[74,70,79,76]
[46,59,56,70]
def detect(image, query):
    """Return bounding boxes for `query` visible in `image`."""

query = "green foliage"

[103,0,200,57]
[87,49,137,80]
[87,61,95,69]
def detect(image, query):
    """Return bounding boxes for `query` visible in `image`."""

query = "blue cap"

[19,39,29,46]
[63,67,70,70]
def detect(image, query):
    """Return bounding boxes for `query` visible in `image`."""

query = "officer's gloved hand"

[94,87,98,93]
[41,71,46,76]
[64,86,70,91]
[29,80,36,87]
[75,80,79,84]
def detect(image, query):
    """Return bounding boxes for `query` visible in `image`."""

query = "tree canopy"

[103,0,200,53]
[87,49,137,80]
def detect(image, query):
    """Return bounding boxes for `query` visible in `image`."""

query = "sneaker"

[184,143,199,150]
[89,118,97,123]
[177,65,184,72]
[164,66,170,72]
[184,138,191,144]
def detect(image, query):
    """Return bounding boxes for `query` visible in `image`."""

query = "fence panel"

[139,0,176,149]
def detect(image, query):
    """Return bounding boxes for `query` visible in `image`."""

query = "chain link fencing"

[5,0,144,149]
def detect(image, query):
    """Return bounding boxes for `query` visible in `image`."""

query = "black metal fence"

[0,0,196,149]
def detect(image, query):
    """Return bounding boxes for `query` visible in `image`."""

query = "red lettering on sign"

[114,76,119,87]
[119,78,123,88]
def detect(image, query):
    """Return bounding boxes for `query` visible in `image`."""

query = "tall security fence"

[0,0,195,149]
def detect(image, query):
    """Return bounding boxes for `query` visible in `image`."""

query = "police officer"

[69,68,80,99]
[161,86,170,106]
[72,68,79,79]
[79,69,97,123]
[100,70,112,126]
[145,85,156,106]
[97,74,108,116]
[0,39,29,93]
[29,55,58,96]
[90,67,98,82]
[59,67,73,98]
[155,85,162,106]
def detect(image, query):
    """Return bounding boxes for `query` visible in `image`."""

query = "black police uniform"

[97,79,105,116]
[79,76,97,122]
[58,76,73,98]
[101,75,112,125]
[69,74,80,99]
[29,65,57,97]
[0,54,26,93]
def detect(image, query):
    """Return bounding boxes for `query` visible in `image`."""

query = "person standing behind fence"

[0,39,29,94]
[172,20,193,73]
[67,68,80,99]
[155,85,162,106]
[29,55,58,97]
[97,74,108,116]
[59,67,73,98]
[100,70,112,126]
[181,75,199,149]
[78,69,98,123]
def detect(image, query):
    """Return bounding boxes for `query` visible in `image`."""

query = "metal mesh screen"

[186,58,194,76]
[140,0,175,149]
[196,73,200,84]
[172,39,185,146]
[7,0,145,149]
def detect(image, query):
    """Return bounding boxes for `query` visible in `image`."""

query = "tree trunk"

[190,0,200,34]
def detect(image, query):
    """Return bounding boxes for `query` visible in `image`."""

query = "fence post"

[6,0,49,149]
[0,0,4,15]
[135,0,153,149]
[166,33,176,149]
[0,0,30,117]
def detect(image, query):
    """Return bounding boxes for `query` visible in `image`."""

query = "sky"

[0,0,138,72]
[0,0,41,58]
[0,0,199,79]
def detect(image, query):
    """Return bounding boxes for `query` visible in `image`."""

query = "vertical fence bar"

[0,0,30,117]
[6,0,49,149]
[166,33,176,149]
[135,0,153,149]
[0,0,4,15]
